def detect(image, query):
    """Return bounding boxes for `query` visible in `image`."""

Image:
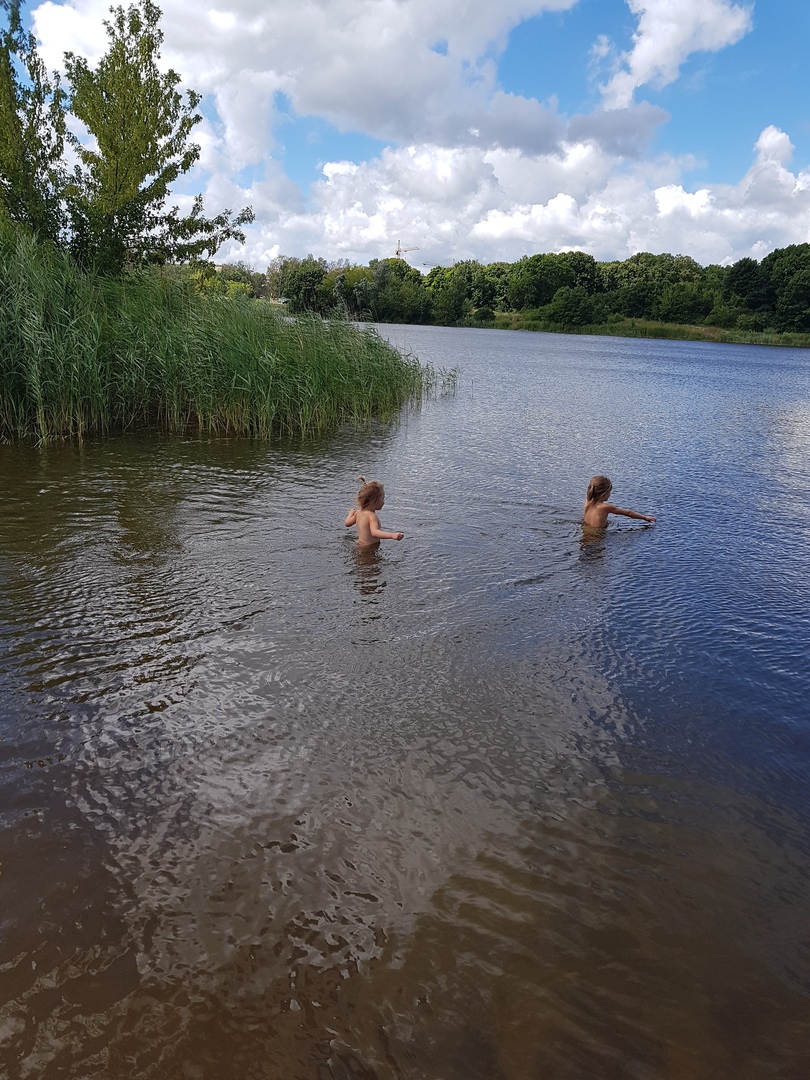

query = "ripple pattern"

[1,333,809,1078]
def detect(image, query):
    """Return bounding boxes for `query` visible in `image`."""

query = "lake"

[0,325,808,1079]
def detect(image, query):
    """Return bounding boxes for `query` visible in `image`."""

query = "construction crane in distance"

[394,240,419,258]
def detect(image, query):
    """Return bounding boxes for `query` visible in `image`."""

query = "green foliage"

[609,280,659,319]
[272,255,331,314]
[191,261,261,298]
[724,257,773,317]
[703,303,739,329]
[329,263,374,316]
[61,0,252,272]
[507,253,574,310]
[259,243,810,345]
[561,250,598,293]
[760,244,810,331]
[542,285,597,328]
[0,0,66,243]
[657,281,711,324]
[734,311,769,332]
[0,221,449,442]
[477,261,511,310]
[267,254,434,323]
[369,258,431,323]
[424,264,471,325]
[156,258,261,299]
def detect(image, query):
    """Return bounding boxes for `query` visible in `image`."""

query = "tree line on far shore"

[238,245,810,336]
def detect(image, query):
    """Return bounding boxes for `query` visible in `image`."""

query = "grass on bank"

[0,227,453,443]
[465,310,810,348]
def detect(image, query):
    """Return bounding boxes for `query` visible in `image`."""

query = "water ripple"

[1,333,809,1077]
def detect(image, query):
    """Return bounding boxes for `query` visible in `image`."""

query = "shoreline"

[457,314,810,349]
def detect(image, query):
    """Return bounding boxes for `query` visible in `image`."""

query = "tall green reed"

[0,225,452,442]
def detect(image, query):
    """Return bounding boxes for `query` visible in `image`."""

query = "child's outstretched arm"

[370,514,404,541]
[345,508,357,527]
[607,504,656,523]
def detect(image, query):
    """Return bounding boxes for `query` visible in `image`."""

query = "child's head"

[587,474,612,503]
[356,476,384,509]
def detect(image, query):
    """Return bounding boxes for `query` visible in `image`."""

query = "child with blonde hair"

[345,477,404,547]
[583,475,656,528]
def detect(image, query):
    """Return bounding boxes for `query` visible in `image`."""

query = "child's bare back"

[345,477,404,548]
[583,475,655,528]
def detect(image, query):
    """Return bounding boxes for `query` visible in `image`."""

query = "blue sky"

[28,0,810,269]
[498,0,804,178]
[272,0,810,193]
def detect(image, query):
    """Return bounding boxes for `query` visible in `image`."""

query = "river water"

[0,326,808,1079]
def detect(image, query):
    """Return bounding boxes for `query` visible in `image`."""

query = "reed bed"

[0,226,451,442]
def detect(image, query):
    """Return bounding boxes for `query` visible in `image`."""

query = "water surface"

[1,327,808,1079]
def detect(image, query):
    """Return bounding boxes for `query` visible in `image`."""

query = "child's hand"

[644,515,656,523]
[394,532,404,541]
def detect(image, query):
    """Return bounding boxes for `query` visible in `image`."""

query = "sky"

[26,0,810,271]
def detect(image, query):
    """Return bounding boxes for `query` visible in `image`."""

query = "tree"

[760,244,810,331]
[723,257,773,318]
[507,253,574,310]
[543,285,597,328]
[612,280,659,319]
[424,264,469,324]
[218,261,262,297]
[63,0,252,272]
[597,252,707,321]
[481,261,511,310]
[561,251,598,294]
[278,255,329,313]
[0,0,67,243]
[370,258,431,323]
[328,263,373,317]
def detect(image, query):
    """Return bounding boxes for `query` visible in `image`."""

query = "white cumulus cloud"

[204,127,810,270]
[28,0,809,270]
[599,0,753,109]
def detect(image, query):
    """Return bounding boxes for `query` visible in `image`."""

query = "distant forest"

[205,245,810,339]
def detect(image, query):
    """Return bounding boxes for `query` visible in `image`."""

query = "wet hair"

[356,476,384,509]
[586,474,613,502]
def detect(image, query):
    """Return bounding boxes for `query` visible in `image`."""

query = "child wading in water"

[345,477,404,548]
[583,475,656,528]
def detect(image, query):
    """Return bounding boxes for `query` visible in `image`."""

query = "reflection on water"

[350,543,387,620]
[1,330,809,1079]
[579,522,607,561]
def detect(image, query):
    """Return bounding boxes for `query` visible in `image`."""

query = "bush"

[542,286,595,328]
[736,312,769,332]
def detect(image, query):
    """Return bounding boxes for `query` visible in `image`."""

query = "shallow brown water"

[0,328,808,1078]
